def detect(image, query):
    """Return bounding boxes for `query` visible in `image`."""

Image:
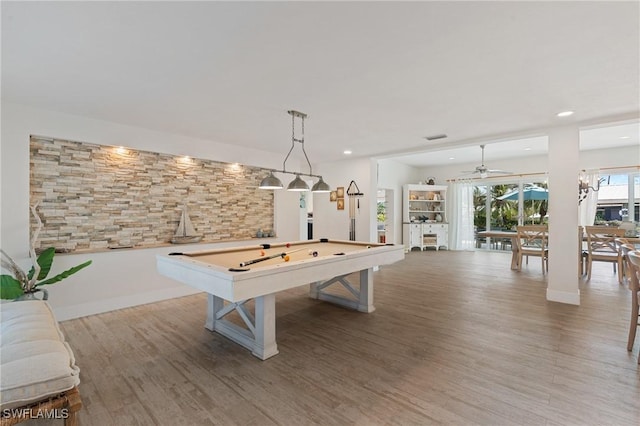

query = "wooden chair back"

[617,238,633,285]
[626,250,640,362]
[585,226,625,258]
[516,225,548,252]
[516,225,548,272]
[583,226,626,281]
[628,250,640,294]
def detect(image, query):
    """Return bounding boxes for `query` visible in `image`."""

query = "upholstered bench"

[1,300,81,425]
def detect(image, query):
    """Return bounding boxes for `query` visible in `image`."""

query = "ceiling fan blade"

[459,145,512,177]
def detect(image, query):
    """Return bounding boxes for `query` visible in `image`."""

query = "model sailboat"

[171,205,202,244]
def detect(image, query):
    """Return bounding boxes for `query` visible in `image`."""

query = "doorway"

[377,189,394,244]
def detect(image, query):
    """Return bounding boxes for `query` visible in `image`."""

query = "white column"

[547,125,580,305]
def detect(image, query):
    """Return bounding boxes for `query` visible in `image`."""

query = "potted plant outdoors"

[0,204,92,301]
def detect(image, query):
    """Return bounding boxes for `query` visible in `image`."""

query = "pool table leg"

[358,268,375,313]
[308,268,375,313]
[205,293,279,360]
[253,294,279,360]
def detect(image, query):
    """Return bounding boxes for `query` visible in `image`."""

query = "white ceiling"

[2,1,639,166]
[391,122,640,167]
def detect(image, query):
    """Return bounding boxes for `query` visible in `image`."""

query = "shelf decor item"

[171,205,202,244]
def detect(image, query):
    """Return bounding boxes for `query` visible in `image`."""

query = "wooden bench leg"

[0,387,82,426]
[64,387,82,426]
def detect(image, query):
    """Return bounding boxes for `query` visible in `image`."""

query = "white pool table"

[156,239,404,359]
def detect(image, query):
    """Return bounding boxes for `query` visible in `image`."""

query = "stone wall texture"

[30,136,274,252]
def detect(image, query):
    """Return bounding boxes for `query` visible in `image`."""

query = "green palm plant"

[0,247,91,299]
[0,204,91,300]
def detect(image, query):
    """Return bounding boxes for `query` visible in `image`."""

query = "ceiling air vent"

[424,134,447,141]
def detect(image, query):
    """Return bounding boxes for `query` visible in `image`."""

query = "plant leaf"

[28,247,55,280]
[1,275,25,299]
[36,260,92,286]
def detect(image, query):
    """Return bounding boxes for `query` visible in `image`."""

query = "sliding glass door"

[473,178,548,250]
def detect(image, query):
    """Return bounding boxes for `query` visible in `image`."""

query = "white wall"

[579,145,640,170]
[1,102,305,319]
[313,157,377,243]
[376,158,422,245]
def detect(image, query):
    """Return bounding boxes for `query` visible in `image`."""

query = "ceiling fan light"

[286,174,309,191]
[311,176,331,193]
[259,172,284,189]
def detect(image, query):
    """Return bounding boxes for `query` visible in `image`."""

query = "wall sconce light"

[259,110,331,193]
[578,173,606,204]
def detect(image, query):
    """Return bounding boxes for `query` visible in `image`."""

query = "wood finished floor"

[26,250,640,425]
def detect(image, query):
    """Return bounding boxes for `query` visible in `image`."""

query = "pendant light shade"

[258,110,331,194]
[311,176,331,193]
[259,172,284,189]
[286,174,309,191]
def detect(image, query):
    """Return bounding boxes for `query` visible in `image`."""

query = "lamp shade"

[259,172,284,189]
[311,176,331,193]
[286,175,309,191]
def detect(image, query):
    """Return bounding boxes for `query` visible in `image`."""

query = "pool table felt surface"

[180,240,384,270]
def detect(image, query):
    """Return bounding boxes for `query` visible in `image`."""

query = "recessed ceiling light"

[524,147,531,151]
[556,111,574,117]
[619,136,630,139]
[424,134,447,141]
[343,150,352,155]
[448,157,455,160]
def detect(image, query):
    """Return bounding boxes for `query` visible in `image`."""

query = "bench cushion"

[1,300,80,410]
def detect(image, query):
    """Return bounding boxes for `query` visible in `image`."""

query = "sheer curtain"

[449,181,475,250]
[578,170,600,227]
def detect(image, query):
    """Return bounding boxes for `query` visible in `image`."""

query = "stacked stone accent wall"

[30,136,274,252]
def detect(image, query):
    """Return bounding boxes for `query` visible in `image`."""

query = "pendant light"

[258,110,331,193]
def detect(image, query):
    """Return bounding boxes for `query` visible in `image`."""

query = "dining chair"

[578,226,586,277]
[615,238,631,284]
[626,250,640,364]
[516,225,548,273]
[584,226,626,282]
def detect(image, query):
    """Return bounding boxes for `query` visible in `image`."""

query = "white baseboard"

[546,288,580,305]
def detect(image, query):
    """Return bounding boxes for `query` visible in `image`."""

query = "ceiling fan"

[460,145,512,178]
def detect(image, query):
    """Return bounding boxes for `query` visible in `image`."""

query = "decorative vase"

[435,214,443,223]
[15,289,48,301]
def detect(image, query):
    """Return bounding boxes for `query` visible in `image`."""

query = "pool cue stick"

[239,248,304,267]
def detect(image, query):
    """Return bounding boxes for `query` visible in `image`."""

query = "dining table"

[477,230,520,269]
[477,229,640,273]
